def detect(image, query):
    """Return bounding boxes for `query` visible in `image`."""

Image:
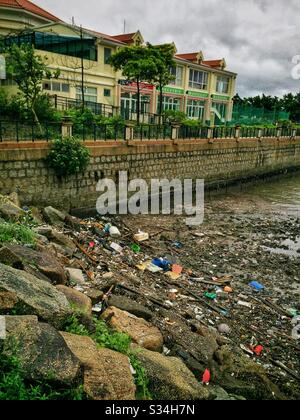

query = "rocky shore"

[0,191,299,400]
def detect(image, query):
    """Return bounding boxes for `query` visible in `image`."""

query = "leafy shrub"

[163,110,187,123]
[0,221,36,246]
[46,136,90,178]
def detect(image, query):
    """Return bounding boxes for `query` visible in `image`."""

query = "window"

[76,86,97,103]
[216,76,230,94]
[158,96,181,112]
[187,99,205,120]
[42,81,70,93]
[213,102,228,120]
[2,32,98,61]
[169,66,183,86]
[104,88,111,97]
[189,69,208,90]
[104,48,112,64]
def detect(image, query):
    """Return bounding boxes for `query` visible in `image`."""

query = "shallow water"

[245,172,300,215]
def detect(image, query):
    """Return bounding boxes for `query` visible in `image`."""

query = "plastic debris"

[172,264,183,275]
[131,244,141,253]
[172,241,183,249]
[204,292,217,300]
[110,242,123,254]
[92,303,102,313]
[88,241,95,249]
[109,226,121,238]
[202,369,211,385]
[152,258,172,271]
[253,345,264,356]
[237,300,252,309]
[218,324,231,334]
[134,231,149,242]
[147,262,163,273]
[249,281,265,291]
[224,286,233,293]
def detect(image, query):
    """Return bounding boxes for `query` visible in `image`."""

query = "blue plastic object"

[152,258,172,271]
[249,281,265,291]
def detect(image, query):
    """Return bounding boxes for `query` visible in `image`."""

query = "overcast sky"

[37,0,300,97]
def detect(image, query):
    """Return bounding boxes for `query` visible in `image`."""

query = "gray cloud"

[37,0,300,97]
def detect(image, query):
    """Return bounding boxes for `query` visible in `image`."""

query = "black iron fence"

[73,123,126,142]
[0,120,61,142]
[0,120,298,143]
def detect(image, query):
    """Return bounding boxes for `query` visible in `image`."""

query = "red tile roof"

[203,59,224,68]
[112,33,137,44]
[176,53,199,61]
[0,0,61,22]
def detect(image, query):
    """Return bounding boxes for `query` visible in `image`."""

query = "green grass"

[0,352,86,400]
[0,221,36,246]
[64,314,151,399]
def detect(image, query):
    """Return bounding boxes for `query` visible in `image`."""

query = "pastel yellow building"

[0,0,237,124]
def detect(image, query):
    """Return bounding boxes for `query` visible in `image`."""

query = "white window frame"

[169,66,183,87]
[216,76,230,94]
[76,86,98,103]
[43,81,70,93]
[160,96,182,112]
[187,99,205,120]
[189,69,208,90]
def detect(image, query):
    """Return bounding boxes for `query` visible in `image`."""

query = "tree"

[6,44,60,127]
[147,44,176,118]
[109,45,158,124]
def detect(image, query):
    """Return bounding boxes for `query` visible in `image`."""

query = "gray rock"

[1,316,82,386]
[0,194,24,221]
[108,295,153,321]
[0,263,71,328]
[66,268,86,285]
[43,207,66,227]
[133,346,209,400]
[0,244,67,285]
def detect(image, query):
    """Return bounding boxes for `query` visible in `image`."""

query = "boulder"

[35,227,76,255]
[0,291,18,310]
[1,316,82,386]
[0,194,24,221]
[43,207,66,227]
[212,345,286,400]
[155,311,219,367]
[66,268,86,285]
[56,285,92,316]
[0,244,67,285]
[0,263,71,328]
[108,295,153,321]
[85,289,104,305]
[102,306,163,352]
[61,332,136,400]
[133,346,209,400]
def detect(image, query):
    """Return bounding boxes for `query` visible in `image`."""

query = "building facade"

[0,0,237,124]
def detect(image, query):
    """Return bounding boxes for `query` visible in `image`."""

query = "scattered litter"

[204,292,217,300]
[224,286,233,293]
[152,258,172,271]
[147,262,163,273]
[172,264,183,275]
[92,303,102,313]
[134,231,149,242]
[218,324,231,334]
[249,281,265,291]
[237,300,252,309]
[110,242,123,254]
[131,244,141,253]
[202,369,211,385]
[253,345,264,356]
[172,241,183,249]
[109,226,121,238]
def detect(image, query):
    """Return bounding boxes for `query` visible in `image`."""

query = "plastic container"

[134,231,149,242]
[109,226,121,238]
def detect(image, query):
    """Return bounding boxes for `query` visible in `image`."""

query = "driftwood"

[270,359,300,381]
[73,239,98,264]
